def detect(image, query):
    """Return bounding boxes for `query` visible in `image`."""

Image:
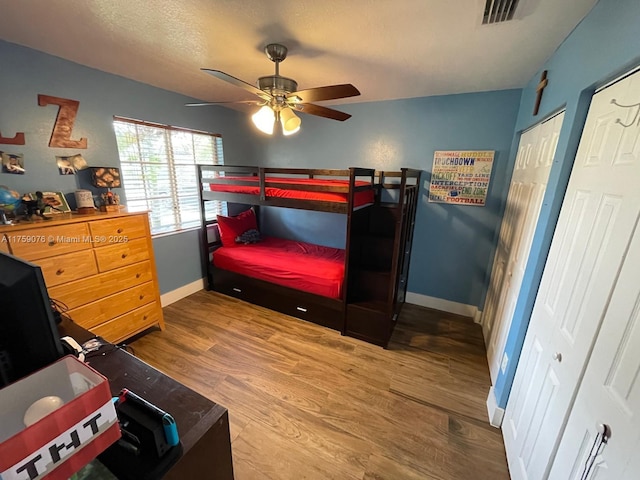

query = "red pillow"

[216,209,258,247]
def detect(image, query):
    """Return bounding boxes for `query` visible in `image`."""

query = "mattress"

[209,176,375,207]
[212,236,345,299]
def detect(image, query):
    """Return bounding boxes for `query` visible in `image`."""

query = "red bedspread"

[213,236,345,299]
[210,176,374,207]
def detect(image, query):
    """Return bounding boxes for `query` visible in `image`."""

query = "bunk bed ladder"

[341,167,375,334]
[344,168,421,348]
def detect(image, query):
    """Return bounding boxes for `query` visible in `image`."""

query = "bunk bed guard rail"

[198,165,377,214]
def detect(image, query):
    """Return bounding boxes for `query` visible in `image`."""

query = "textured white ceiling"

[0,0,597,106]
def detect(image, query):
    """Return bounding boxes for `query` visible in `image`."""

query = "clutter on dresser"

[91,167,122,212]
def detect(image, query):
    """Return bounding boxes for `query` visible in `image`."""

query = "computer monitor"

[0,252,64,388]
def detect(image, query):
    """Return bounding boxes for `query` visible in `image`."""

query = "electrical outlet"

[501,353,509,374]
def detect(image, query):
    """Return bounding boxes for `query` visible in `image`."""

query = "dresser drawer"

[94,238,150,272]
[48,260,154,310]
[68,281,157,329]
[37,249,97,287]
[91,302,161,344]
[89,215,147,242]
[213,268,344,331]
[10,223,91,260]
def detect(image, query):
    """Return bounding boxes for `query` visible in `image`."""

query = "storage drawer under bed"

[212,268,345,331]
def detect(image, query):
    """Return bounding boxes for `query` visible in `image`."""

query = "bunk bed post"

[387,168,408,316]
[341,167,358,335]
[197,164,213,290]
[259,168,266,202]
[391,169,421,319]
[398,170,421,312]
[376,171,385,206]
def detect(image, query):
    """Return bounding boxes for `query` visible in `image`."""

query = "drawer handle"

[117,228,123,233]
[48,240,56,247]
[121,253,128,259]
[296,306,308,313]
[136,273,141,278]
[143,315,148,320]
[56,269,64,276]
[139,295,145,300]
[232,287,242,293]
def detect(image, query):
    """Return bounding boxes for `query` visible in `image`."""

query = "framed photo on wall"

[1,152,25,174]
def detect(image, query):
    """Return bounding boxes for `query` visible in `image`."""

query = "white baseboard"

[474,310,483,325]
[405,292,478,319]
[160,278,205,307]
[486,386,504,428]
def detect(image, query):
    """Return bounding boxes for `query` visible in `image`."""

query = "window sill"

[151,226,201,240]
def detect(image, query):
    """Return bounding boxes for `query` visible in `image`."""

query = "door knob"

[552,352,562,362]
[597,423,611,440]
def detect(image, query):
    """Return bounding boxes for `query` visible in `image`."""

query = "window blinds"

[112,117,226,235]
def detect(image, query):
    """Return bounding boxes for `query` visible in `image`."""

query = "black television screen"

[0,252,64,388]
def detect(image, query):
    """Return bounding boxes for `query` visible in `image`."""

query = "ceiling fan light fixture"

[282,124,301,136]
[252,105,275,135]
[196,44,360,129]
[280,107,301,135]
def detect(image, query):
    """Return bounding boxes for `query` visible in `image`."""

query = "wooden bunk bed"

[197,165,421,347]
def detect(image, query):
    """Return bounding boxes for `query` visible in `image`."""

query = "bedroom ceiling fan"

[185,43,361,136]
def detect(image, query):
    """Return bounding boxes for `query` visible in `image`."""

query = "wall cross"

[533,70,548,116]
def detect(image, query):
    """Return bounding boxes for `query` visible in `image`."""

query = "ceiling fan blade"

[292,103,352,121]
[201,69,272,101]
[287,84,360,103]
[185,100,261,107]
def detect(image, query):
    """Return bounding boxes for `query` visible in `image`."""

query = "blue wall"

[0,40,261,294]
[493,0,640,408]
[259,91,522,308]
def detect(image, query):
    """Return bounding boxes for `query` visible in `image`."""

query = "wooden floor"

[130,291,509,480]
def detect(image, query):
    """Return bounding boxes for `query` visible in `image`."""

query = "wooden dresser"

[0,211,165,343]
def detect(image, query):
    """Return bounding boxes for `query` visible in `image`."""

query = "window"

[113,117,226,235]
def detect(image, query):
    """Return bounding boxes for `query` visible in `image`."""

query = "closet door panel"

[483,112,564,383]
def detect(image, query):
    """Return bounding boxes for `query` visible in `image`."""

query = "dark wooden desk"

[59,318,234,479]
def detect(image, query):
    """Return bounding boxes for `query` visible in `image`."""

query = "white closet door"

[483,112,564,384]
[549,218,640,479]
[503,70,640,480]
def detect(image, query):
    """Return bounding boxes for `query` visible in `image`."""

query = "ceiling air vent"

[483,0,520,24]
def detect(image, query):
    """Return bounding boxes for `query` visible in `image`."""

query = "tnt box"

[0,356,121,480]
